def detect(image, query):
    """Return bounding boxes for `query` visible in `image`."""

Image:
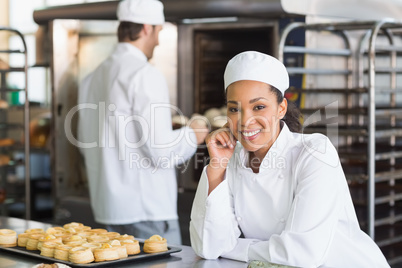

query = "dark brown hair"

[271,86,302,133]
[117,21,144,42]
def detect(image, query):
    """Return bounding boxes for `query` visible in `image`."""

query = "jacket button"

[278,174,284,179]
[237,216,242,222]
[279,218,285,223]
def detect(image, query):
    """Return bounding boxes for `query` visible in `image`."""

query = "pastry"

[54,244,73,261]
[40,241,60,257]
[93,243,119,262]
[74,226,91,233]
[0,229,17,247]
[37,235,62,250]
[63,235,86,247]
[25,228,45,234]
[76,231,93,239]
[143,235,168,253]
[88,228,108,234]
[68,246,94,264]
[17,232,30,247]
[116,234,135,241]
[87,234,109,243]
[120,239,140,255]
[46,227,65,234]
[104,232,120,239]
[63,222,84,229]
[82,242,102,252]
[26,233,45,250]
[110,240,128,258]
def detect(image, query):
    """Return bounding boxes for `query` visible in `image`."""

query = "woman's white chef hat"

[224,51,289,96]
[117,0,165,25]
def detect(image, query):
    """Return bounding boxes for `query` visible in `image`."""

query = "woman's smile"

[240,129,262,140]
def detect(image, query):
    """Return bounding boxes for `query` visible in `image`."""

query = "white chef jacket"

[77,43,197,225]
[190,122,389,268]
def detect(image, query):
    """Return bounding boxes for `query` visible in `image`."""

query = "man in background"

[77,0,207,244]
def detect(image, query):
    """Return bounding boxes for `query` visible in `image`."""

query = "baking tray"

[0,240,181,267]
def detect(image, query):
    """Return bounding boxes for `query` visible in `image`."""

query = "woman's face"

[226,80,287,154]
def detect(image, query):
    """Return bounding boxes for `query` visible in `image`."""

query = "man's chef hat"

[224,51,289,96]
[117,0,165,25]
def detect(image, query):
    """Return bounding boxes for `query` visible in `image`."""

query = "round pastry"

[104,232,120,240]
[93,243,119,262]
[46,227,65,234]
[115,234,135,241]
[120,239,140,255]
[76,231,93,239]
[54,244,73,261]
[37,235,62,250]
[63,235,86,247]
[64,227,78,235]
[110,240,128,259]
[17,232,30,247]
[74,226,91,233]
[69,246,94,264]
[87,234,109,243]
[40,241,60,257]
[53,232,71,240]
[88,228,108,234]
[25,228,45,234]
[143,235,168,253]
[82,242,102,252]
[0,229,17,247]
[63,222,84,229]
[26,233,45,250]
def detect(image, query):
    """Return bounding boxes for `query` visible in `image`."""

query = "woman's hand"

[205,124,237,194]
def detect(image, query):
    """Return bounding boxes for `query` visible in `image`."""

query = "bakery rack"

[279,19,402,266]
[0,27,31,219]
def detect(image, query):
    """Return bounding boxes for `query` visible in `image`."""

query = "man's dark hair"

[118,21,144,42]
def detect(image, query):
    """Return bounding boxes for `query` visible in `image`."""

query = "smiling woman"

[189,51,390,268]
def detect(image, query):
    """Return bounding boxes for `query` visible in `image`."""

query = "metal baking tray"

[0,240,181,267]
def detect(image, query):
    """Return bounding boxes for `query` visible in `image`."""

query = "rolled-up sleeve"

[190,166,248,260]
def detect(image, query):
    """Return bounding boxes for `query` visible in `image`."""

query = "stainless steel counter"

[0,216,251,268]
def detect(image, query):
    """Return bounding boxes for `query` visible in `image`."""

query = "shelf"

[302,124,402,138]
[364,67,402,74]
[355,202,402,228]
[381,242,402,266]
[283,46,352,56]
[344,165,402,183]
[0,87,26,92]
[0,123,24,130]
[338,143,402,161]
[0,49,24,54]
[0,67,25,73]
[287,67,351,75]
[350,183,402,206]
[375,224,402,247]
[286,87,369,94]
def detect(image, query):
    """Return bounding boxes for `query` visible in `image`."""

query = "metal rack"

[0,27,31,219]
[279,19,402,266]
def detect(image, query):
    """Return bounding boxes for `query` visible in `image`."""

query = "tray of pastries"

[0,222,181,267]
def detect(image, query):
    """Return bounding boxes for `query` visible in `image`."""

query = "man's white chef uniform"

[77,0,197,244]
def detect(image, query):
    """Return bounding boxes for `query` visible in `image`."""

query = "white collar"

[237,121,292,173]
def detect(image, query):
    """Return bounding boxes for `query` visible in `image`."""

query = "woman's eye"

[254,105,265,111]
[228,107,238,113]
